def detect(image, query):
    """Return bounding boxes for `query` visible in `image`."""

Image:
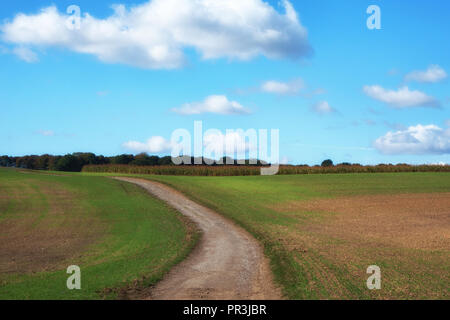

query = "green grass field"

[142,173,450,299]
[0,168,198,299]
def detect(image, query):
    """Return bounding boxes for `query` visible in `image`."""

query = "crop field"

[143,172,450,299]
[82,164,450,176]
[0,168,198,299]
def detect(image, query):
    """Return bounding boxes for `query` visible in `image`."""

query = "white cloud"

[122,136,174,153]
[37,129,55,136]
[405,65,447,83]
[1,0,311,69]
[203,131,257,155]
[261,78,304,95]
[172,95,250,115]
[311,88,326,95]
[431,162,447,166]
[363,85,440,108]
[280,156,290,164]
[122,131,258,158]
[387,68,399,76]
[12,46,38,62]
[384,121,407,131]
[311,101,336,115]
[374,124,450,155]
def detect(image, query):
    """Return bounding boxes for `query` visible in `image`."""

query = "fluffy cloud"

[122,136,174,153]
[1,0,311,69]
[37,129,55,136]
[122,131,257,158]
[432,162,448,166]
[405,65,447,83]
[203,131,257,155]
[172,95,250,115]
[311,101,336,115]
[363,85,440,108]
[374,124,450,155]
[12,46,38,62]
[261,78,304,95]
[279,156,290,164]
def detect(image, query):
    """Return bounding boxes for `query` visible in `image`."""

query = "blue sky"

[0,0,449,165]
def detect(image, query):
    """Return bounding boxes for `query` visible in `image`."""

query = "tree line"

[0,153,267,172]
[0,153,173,172]
[1,153,447,174]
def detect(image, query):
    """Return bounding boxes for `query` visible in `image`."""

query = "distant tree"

[158,156,173,165]
[48,156,62,171]
[16,155,39,169]
[321,159,334,167]
[111,154,135,165]
[73,152,96,166]
[147,155,160,166]
[0,156,13,167]
[55,154,83,172]
[339,162,351,166]
[1,156,8,167]
[35,154,51,170]
[95,155,110,165]
[130,153,160,166]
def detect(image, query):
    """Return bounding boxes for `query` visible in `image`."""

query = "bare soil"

[0,183,102,274]
[274,193,450,250]
[266,192,450,299]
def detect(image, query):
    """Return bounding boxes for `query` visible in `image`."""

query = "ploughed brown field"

[267,193,449,299]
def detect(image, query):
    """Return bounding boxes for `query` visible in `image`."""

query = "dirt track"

[114,177,281,300]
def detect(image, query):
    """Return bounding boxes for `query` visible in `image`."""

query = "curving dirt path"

[114,177,281,300]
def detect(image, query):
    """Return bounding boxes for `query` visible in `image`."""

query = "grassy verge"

[0,168,199,300]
